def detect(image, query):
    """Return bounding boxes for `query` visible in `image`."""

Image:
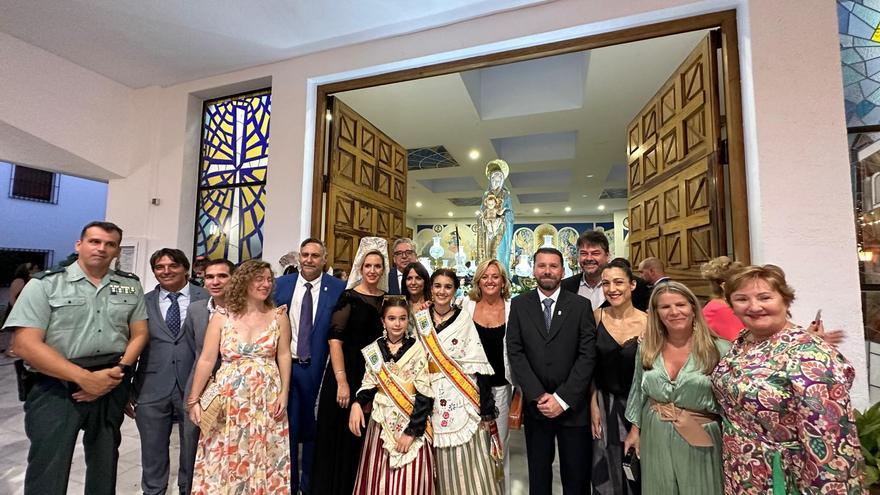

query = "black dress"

[591,310,641,495]
[311,289,384,495]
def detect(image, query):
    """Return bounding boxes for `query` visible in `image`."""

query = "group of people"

[1,220,868,495]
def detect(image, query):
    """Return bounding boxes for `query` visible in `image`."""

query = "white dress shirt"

[578,276,605,311]
[538,287,570,411]
[158,283,192,321]
[288,275,322,358]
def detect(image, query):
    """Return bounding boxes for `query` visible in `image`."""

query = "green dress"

[624,339,729,495]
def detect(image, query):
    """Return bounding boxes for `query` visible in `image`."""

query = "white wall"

[0,0,868,405]
[0,162,108,263]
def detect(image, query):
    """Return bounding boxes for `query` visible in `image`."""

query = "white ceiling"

[336,29,709,222]
[0,0,551,88]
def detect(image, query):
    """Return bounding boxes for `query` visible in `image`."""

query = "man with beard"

[274,238,345,494]
[562,231,649,311]
[507,247,597,494]
[181,259,234,494]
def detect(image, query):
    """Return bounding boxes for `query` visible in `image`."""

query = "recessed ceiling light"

[598,204,606,211]
[415,201,423,208]
[586,174,594,178]
[533,208,540,214]
[469,149,480,160]
[447,211,454,217]
[582,194,588,198]
[565,206,572,212]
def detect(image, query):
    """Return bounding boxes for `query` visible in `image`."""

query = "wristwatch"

[117,362,134,377]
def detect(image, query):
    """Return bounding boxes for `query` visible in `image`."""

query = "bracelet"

[334,370,345,375]
[186,398,200,406]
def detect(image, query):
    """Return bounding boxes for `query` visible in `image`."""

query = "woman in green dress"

[623,281,728,495]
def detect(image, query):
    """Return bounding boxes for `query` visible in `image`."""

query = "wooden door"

[325,97,408,272]
[627,32,726,296]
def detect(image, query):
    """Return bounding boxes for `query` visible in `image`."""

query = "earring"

[382,326,388,340]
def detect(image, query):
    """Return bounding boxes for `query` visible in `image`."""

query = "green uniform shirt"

[3,261,148,360]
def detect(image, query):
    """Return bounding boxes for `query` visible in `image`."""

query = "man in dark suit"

[387,237,417,295]
[638,256,671,291]
[561,230,650,311]
[274,238,345,495]
[507,247,597,495]
[132,248,209,495]
[180,259,234,494]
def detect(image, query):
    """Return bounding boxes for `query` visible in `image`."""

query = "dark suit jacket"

[135,285,209,403]
[273,272,345,372]
[387,267,402,295]
[561,273,650,312]
[506,288,597,427]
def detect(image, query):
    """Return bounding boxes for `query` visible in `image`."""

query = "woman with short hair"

[711,264,865,493]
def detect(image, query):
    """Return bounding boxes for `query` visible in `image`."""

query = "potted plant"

[856,402,880,492]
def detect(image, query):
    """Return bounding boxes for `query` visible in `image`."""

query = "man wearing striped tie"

[131,248,209,495]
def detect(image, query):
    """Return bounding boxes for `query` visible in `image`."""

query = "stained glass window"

[839,0,880,127]
[194,90,270,264]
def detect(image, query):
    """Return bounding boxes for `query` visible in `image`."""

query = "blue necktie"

[166,292,181,336]
[297,282,313,360]
[542,298,553,332]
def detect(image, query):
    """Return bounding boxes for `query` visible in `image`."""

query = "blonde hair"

[700,256,745,298]
[468,259,512,301]
[225,260,275,316]
[724,264,795,307]
[641,281,720,374]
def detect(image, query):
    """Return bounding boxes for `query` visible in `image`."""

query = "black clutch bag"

[623,448,640,483]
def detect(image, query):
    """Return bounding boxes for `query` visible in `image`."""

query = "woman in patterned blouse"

[710,264,865,494]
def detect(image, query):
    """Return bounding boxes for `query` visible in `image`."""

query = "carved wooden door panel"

[627,33,725,296]
[325,97,408,272]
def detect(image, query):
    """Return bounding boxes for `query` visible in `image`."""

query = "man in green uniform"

[3,220,149,495]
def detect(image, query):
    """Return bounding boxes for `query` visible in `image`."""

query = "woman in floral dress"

[187,260,292,494]
[711,264,865,494]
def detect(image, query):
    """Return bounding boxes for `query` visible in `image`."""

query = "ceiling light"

[586,174,594,178]
[598,204,606,211]
[565,206,572,212]
[469,149,480,160]
[533,208,540,214]
[325,109,333,121]
[447,211,454,217]
[582,194,588,198]
[415,201,423,208]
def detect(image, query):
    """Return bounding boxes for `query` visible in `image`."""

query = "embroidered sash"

[362,342,433,441]
[413,309,480,412]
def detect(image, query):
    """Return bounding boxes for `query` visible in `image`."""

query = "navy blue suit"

[387,267,402,295]
[274,272,345,494]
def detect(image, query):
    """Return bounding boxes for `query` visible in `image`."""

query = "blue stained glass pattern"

[195,91,270,263]
[839,0,880,126]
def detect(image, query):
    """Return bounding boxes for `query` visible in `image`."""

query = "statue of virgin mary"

[476,159,514,272]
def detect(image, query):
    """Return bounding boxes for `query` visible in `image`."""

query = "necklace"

[432,305,454,317]
[386,334,405,345]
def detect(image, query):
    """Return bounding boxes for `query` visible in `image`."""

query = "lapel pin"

[557,310,562,316]
[323,287,328,291]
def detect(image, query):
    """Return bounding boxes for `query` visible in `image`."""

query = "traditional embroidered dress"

[711,326,866,494]
[353,336,435,495]
[414,307,502,495]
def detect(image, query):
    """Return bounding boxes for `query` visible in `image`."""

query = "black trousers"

[523,413,592,495]
[23,376,128,495]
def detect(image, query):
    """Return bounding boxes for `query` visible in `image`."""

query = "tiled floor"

[0,358,561,494]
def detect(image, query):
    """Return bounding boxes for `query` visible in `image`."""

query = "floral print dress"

[192,311,291,495]
[710,326,865,494]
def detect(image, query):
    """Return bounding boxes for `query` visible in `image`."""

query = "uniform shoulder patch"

[113,270,140,281]
[31,266,66,280]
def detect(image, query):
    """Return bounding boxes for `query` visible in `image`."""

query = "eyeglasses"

[393,250,416,258]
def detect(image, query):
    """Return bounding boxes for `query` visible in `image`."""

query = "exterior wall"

[0,0,868,405]
[0,161,108,264]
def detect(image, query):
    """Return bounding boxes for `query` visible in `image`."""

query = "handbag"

[508,387,523,430]
[623,448,640,483]
[198,376,225,434]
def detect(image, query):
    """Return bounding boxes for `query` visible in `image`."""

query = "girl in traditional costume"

[415,268,502,495]
[349,297,434,495]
